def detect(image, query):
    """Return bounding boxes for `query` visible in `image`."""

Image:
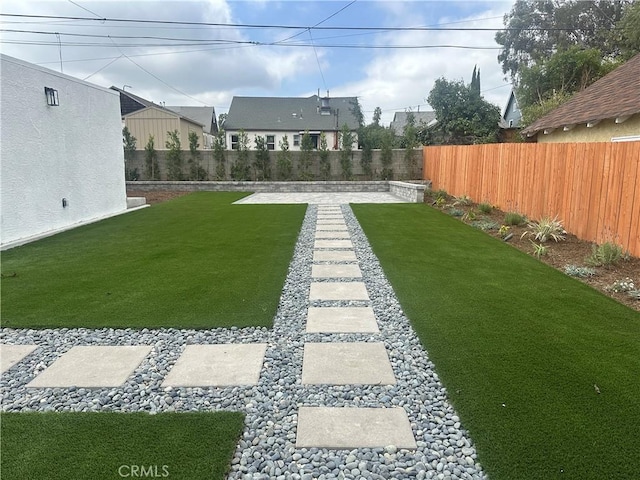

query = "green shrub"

[521,215,566,243]
[453,194,472,206]
[530,241,548,259]
[504,212,525,226]
[563,265,596,278]
[478,202,493,214]
[448,208,464,217]
[606,278,636,293]
[586,242,625,266]
[433,189,448,200]
[470,220,499,231]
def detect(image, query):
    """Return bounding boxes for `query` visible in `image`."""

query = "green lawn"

[0,412,244,480]
[1,192,306,329]
[353,204,640,480]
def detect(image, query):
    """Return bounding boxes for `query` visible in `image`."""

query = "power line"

[0,13,612,32]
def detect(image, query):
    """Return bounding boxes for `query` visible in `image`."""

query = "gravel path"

[1,205,486,480]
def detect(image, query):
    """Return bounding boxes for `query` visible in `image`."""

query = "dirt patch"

[424,191,640,313]
[127,190,193,205]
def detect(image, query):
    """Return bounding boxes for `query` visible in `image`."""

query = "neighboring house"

[166,106,218,149]
[390,111,436,136]
[123,106,206,151]
[521,53,640,143]
[224,94,360,151]
[1,54,127,249]
[110,86,208,150]
[502,90,522,129]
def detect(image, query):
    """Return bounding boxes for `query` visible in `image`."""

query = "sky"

[0,0,516,126]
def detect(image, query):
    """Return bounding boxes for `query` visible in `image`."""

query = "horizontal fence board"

[423,142,640,257]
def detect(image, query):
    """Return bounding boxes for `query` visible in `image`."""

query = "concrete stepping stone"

[296,407,417,449]
[162,344,267,387]
[314,231,350,239]
[314,239,353,249]
[306,306,379,333]
[0,345,38,374]
[311,264,362,278]
[309,282,369,301]
[316,225,348,231]
[302,342,395,385]
[27,346,151,388]
[313,250,357,262]
[317,215,344,220]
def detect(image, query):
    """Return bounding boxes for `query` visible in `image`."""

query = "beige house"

[522,53,640,143]
[123,106,206,150]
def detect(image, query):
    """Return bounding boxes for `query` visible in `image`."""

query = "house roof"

[521,53,640,137]
[109,86,154,116]
[224,95,360,132]
[123,106,205,128]
[166,106,217,134]
[501,90,522,128]
[390,111,436,135]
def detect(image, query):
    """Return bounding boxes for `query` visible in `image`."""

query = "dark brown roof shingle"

[522,53,640,136]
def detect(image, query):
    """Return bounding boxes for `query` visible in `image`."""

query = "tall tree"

[231,130,250,180]
[188,131,207,180]
[372,107,382,126]
[165,130,183,180]
[213,131,226,180]
[299,130,315,181]
[144,134,160,180]
[379,128,394,180]
[253,135,271,181]
[122,126,138,180]
[277,135,293,180]
[349,98,365,129]
[496,0,630,79]
[427,77,501,145]
[470,66,481,95]
[339,124,355,180]
[318,132,331,180]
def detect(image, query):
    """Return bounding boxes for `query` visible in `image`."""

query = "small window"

[509,119,514,128]
[266,135,275,150]
[231,134,239,150]
[293,134,300,146]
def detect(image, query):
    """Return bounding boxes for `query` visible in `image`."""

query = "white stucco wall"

[226,130,357,151]
[0,55,127,248]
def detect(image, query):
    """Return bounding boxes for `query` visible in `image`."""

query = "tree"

[277,135,293,180]
[144,134,160,180]
[318,132,331,180]
[360,131,373,180]
[470,66,481,95]
[349,97,365,129]
[339,124,354,180]
[379,128,394,180]
[402,111,420,178]
[188,131,207,180]
[122,126,138,180]
[496,0,630,79]
[372,107,382,126]
[427,77,501,145]
[253,135,271,181]
[218,113,228,129]
[299,130,314,181]
[231,130,250,180]
[517,46,616,124]
[213,131,226,180]
[618,1,640,56]
[165,130,183,180]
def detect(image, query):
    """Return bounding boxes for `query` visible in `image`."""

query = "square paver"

[316,225,348,232]
[306,307,379,333]
[302,342,395,385]
[313,250,357,262]
[318,209,342,214]
[316,218,346,225]
[312,264,362,278]
[314,231,350,239]
[162,344,267,387]
[296,407,417,449]
[314,240,353,249]
[309,282,369,301]
[0,345,38,374]
[317,215,344,220]
[27,346,151,388]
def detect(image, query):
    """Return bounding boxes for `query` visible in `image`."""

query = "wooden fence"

[423,142,640,257]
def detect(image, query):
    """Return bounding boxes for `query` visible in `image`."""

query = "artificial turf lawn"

[1,192,306,329]
[0,412,244,480]
[353,204,640,480]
